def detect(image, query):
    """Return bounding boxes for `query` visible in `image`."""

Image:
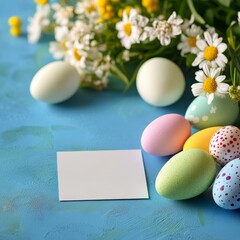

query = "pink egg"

[141,114,191,156]
[209,126,240,166]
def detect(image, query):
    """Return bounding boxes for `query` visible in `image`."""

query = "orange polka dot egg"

[209,126,240,166]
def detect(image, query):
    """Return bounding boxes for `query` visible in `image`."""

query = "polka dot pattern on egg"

[212,158,240,210]
[209,126,240,166]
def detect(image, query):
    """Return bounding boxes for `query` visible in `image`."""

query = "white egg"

[30,61,80,104]
[136,57,185,106]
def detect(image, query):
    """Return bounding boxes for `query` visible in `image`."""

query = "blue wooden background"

[1,1,240,239]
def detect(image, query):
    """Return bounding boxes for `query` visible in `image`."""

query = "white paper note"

[57,149,149,201]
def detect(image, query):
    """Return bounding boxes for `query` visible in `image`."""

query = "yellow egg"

[183,126,222,152]
[155,149,216,200]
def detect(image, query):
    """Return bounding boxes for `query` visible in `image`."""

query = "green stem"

[186,0,205,24]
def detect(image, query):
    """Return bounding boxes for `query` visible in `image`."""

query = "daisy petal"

[215,75,226,83]
[207,93,214,104]
[217,43,227,53]
[192,55,203,66]
[215,57,226,68]
[218,53,228,63]
[204,31,212,46]
[192,82,203,89]
[196,40,207,50]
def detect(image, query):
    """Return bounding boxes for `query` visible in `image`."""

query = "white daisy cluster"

[116,10,183,49]
[27,4,51,44]
[27,0,112,90]
[23,0,240,97]
[177,16,230,104]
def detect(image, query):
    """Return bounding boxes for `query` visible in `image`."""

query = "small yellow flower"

[35,0,48,5]
[106,4,113,12]
[97,1,115,21]
[10,27,22,37]
[142,0,159,13]
[146,4,158,13]
[98,17,104,23]
[8,16,22,27]
[97,0,109,8]
[103,11,114,20]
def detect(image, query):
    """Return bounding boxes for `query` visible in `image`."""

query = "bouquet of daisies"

[11,0,240,103]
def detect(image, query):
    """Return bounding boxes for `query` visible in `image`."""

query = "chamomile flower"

[191,65,229,104]
[181,15,194,34]
[70,20,93,46]
[177,24,203,56]
[49,26,70,59]
[75,0,98,19]
[116,9,147,49]
[149,11,183,46]
[52,3,74,26]
[66,41,86,70]
[27,4,50,43]
[192,31,228,69]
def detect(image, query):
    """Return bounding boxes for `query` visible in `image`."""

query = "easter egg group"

[141,113,240,210]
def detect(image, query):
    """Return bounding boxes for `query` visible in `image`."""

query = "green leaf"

[124,58,147,92]
[186,0,205,25]
[205,9,215,26]
[217,0,232,7]
[186,54,196,68]
[110,65,129,85]
[228,45,240,74]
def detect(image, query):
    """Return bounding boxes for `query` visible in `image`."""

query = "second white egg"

[136,57,185,107]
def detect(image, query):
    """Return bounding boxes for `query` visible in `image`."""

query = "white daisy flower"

[181,15,194,34]
[238,12,240,26]
[49,26,70,59]
[65,41,86,70]
[149,11,183,46]
[177,24,203,56]
[52,3,74,25]
[191,65,229,104]
[116,9,148,49]
[49,42,67,59]
[192,31,228,69]
[75,0,98,19]
[27,4,50,43]
[70,20,93,45]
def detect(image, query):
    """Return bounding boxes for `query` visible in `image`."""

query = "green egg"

[155,149,216,200]
[185,95,239,129]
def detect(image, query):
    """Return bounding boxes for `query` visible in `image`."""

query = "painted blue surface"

[1,1,240,240]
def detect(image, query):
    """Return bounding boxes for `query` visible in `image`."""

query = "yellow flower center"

[203,77,217,93]
[61,41,68,51]
[73,48,81,61]
[123,23,132,36]
[203,46,218,61]
[35,0,48,5]
[188,36,196,48]
[86,3,96,13]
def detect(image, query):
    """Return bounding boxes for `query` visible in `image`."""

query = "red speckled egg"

[209,126,240,166]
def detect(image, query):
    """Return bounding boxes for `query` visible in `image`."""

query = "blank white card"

[57,149,149,201]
